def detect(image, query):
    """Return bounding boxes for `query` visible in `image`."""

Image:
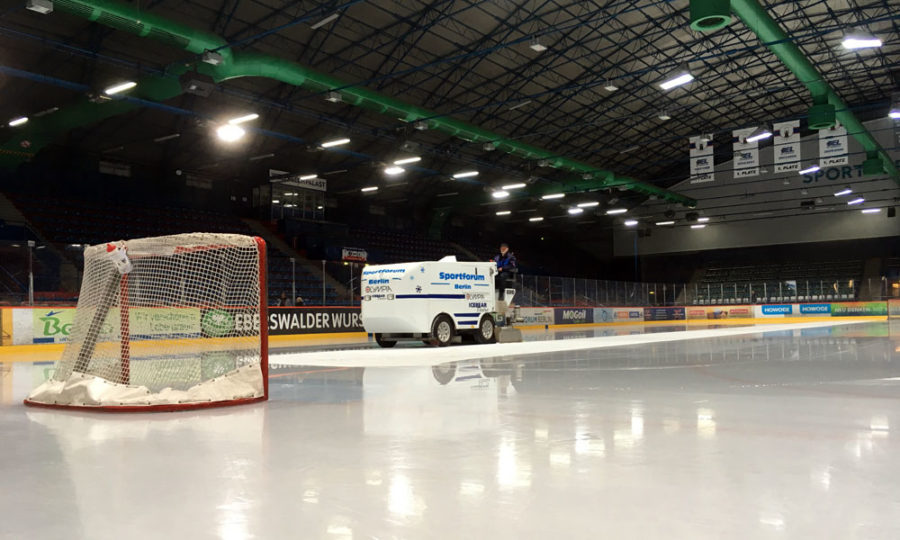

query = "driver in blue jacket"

[493,243,517,300]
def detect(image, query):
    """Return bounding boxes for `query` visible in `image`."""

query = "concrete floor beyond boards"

[2,320,899,539]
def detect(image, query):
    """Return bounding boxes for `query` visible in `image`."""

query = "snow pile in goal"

[25,233,268,411]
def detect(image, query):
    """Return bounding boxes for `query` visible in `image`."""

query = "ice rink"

[2,320,900,539]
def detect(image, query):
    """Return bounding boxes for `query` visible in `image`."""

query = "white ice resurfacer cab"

[361,256,523,347]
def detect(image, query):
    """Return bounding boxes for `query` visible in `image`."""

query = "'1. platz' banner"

[689,135,714,184]
[819,121,848,166]
[732,128,759,178]
[773,120,800,173]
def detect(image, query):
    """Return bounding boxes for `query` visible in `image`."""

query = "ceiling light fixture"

[799,164,820,175]
[299,174,318,180]
[361,186,378,192]
[483,142,496,151]
[103,81,137,95]
[529,217,544,222]
[453,171,478,179]
[746,126,773,143]
[841,33,882,50]
[606,208,627,215]
[834,187,853,196]
[8,117,28,127]
[325,91,342,103]
[861,208,881,214]
[657,111,672,121]
[25,0,53,14]
[320,138,350,148]
[541,193,565,200]
[496,210,511,216]
[311,12,340,29]
[202,50,224,65]
[624,220,638,227]
[153,133,180,143]
[393,157,421,165]
[529,38,547,52]
[847,197,865,205]
[508,100,532,111]
[656,220,675,226]
[577,202,599,208]
[492,190,510,199]
[502,183,526,190]
[228,113,259,125]
[691,224,707,229]
[697,217,710,223]
[659,68,693,90]
[216,124,245,142]
[384,166,405,176]
[889,93,900,119]
[568,208,584,215]
[603,80,618,92]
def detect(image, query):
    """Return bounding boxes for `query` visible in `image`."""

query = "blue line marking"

[457,320,479,325]
[474,283,490,287]
[453,313,480,317]
[430,282,449,285]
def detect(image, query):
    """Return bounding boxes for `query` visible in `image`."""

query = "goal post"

[25,233,269,412]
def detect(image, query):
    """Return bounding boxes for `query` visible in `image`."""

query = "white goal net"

[25,233,268,411]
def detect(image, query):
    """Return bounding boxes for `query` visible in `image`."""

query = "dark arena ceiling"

[0,0,898,227]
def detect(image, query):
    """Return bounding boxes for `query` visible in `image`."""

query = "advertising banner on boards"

[268,307,363,335]
[773,120,801,173]
[594,308,644,323]
[757,304,794,317]
[830,302,887,316]
[732,127,760,178]
[686,306,753,320]
[643,307,686,321]
[554,308,594,325]
[518,308,555,325]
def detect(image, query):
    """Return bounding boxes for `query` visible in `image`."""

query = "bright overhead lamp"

[890,110,900,120]
[8,116,28,127]
[624,220,638,227]
[496,210,511,216]
[890,93,900,119]
[325,91,342,103]
[272,199,280,204]
[656,220,675,226]
[492,190,510,199]
[847,197,865,205]
[483,142,496,152]
[361,186,378,192]
[657,111,672,121]
[659,68,693,90]
[202,50,224,65]
[311,12,340,30]
[216,124,245,142]
[697,217,710,223]
[541,193,565,200]
[861,208,881,214]
[299,174,318,180]
[606,208,627,215]
[841,33,882,50]
[691,224,707,229]
[103,81,137,95]
[577,202,599,208]
[568,208,584,215]
[384,166,405,176]
[453,170,478,179]
[320,138,350,148]
[26,0,53,14]
[529,217,544,222]
[502,183,526,190]
[834,187,853,197]
[603,80,618,92]
[228,113,258,124]
[393,156,420,165]
[529,38,547,52]
[799,165,820,175]
[745,126,773,143]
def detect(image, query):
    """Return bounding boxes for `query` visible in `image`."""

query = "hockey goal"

[25,233,268,411]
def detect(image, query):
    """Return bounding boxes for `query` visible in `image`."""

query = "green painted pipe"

[7,0,695,205]
[730,0,899,183]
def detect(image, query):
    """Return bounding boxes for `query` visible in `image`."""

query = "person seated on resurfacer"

[493,242,517,303]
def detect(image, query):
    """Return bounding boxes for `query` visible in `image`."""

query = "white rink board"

[271,319,870,368]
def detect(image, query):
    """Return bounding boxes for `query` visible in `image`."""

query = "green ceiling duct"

[690,0,732,32]
[11,0,694,206]
[729,0,900,184]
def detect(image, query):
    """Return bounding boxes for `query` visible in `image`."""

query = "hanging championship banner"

[732,128,759,178]
[689,135,714,184]
[819,121,848,166]
[773,120,800,173]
